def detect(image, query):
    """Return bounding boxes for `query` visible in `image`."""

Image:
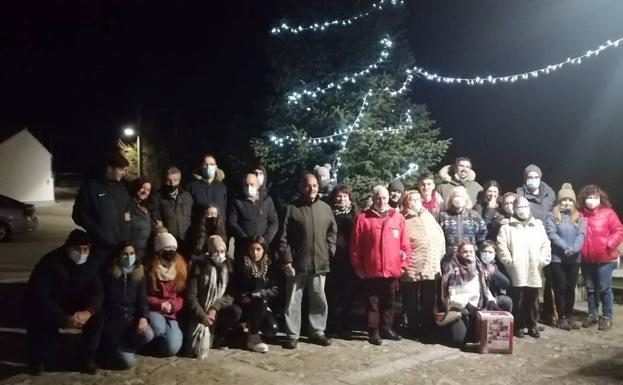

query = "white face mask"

[452,196,466,209]
[246,186,258,198]
[526,178,540,191]
[516,207,531,220]
[211,252,227,265]
[480,252,495,264]
[69,250,88,265]
[585,198,600,210]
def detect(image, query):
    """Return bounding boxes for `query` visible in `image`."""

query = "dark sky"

[1,0,623,206]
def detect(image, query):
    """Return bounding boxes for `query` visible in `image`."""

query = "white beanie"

[154,232,177,252]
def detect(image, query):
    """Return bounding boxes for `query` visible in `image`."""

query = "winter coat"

[350,208,411,279]
[438,208,487,258]
[146,256,187,321]
[23,247,103,327]
[185,261,235,333]
[279,197,337,275]
[129,203,153,259]
[515,181,556,222]
[436,165,483,205]
[227,194,279,251]
[421,191,444,218]
[186,168,228,219]
[153,188,193,241]
[72,178,131,250]
[332,204,358,268]
[545,212,585,264]
[101,263,148,321]
[496,217,551,288]
[401,208,445,282]
[233,257,279,303]
[580,206,623,263]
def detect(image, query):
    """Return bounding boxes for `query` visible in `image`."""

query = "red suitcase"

[475,310,514,354]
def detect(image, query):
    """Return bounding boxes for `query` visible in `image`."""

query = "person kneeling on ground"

[234,236,280,353]
[186,235,240,358]
[145,232,187,356]
[477,241,513,312]
[98,242,154,369]
[439,243,499,348]
[23,229,104,375]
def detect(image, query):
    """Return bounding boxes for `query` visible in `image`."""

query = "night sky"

[1,0,623,206]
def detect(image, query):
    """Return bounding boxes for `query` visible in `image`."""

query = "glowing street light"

[123,126,141,177]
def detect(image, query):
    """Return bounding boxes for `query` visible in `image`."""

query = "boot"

[557,317,571,331]
[582,315,598,328]
[598,316,612,331]
[569,317,581,330]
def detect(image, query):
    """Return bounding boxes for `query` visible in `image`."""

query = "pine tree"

[252,0,450,202]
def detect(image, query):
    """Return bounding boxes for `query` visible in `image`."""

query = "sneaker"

[309,334,331,347]
[282,339,298,349]
[598,316,613,331]
[558,317,571,331]
[514,328,525,338]
[368,333,383,345]
[379,329,402,341]
[527,328,540,338]
[582,315,598,328]
[247,333,269,353]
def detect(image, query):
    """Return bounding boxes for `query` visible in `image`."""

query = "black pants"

[239,298,279,336]
[541,265,555,320]
[326,252,360,332]
[512,287,539,330]
[214,305,242,338]
[401,280,437,334]
[440,314,475,348]
[364,278,397,334]
[550,262,580,319]
[27,312,103,367]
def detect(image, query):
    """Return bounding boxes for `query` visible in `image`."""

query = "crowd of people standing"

[22,152,623,375]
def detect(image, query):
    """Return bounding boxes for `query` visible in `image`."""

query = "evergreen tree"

[252,0,450,202]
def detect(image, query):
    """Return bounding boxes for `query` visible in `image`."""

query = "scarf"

[190,264,229,359]
[156,263,177,282]
[441,253,489,309]
[244,255,269,279]
[332,204,352,216]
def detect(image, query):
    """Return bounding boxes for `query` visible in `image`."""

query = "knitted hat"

[207,235,227,254]
[154,232,177,252]
[388,179,405,195]
[524,164,542,178]
[557,183,576,203]
[64,229,91,247]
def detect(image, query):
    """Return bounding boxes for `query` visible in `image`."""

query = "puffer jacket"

[496,216,551,288]
[545,212,585,264]
[438,208,487,258]
[401,208,445,282]
[350,208,411,279]
[580,206,623,263]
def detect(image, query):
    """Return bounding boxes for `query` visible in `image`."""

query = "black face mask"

[160,250,176,261]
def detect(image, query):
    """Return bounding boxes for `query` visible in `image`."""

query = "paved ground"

[1,190,622,384]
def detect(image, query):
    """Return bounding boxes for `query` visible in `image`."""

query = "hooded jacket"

[496,216,551,288]
[580,206,623,263]
[436,164,483,205]
[153,187,194,241]
[350,208,411,279]
[279,196,337,275]
[401,208,445,282]
[516,181,556,222]
[186,168,228,218]
[23,247,104,326]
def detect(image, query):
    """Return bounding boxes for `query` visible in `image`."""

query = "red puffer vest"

[580,206,623,263]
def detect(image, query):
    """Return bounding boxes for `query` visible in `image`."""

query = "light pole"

[123,126,141,177]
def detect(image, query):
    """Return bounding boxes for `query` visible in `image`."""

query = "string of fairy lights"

[270,0,403,36]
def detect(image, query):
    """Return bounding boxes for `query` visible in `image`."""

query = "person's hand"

[500,218,510,225]
[203,308,217,326]
[73,310,92,326]
[487,200,497,208]
[124,211,131,222]
[486,264,496,275]
[137,317,148,334]
[161,301,172,314]
[64,315,82,329]
[564,249,573,257]
[282,263,292,273]
[242,295,252,304]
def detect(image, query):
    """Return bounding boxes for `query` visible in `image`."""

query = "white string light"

[287,36,392,105]
[270,0,404,36]
[387,37,623,94]
[390,162,419,182]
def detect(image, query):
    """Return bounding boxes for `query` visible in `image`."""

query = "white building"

[0,128,55,204]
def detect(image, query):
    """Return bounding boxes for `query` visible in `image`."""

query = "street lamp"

[123,126,141,177]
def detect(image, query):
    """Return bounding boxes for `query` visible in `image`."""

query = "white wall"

[0,130,55,203]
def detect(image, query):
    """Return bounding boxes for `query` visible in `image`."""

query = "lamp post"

[123,126,141,177]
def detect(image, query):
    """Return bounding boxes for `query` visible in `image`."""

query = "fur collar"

[438,164,476,183]
[192,167,226,183]
[110,263,144,282]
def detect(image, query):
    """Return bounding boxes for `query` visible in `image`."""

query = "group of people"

[22,152,623,375]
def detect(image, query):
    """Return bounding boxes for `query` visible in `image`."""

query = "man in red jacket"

[351,185,411,345]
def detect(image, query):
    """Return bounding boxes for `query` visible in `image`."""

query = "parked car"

[0,194,38,241]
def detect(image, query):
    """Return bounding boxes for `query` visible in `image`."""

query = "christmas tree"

[252,0,450,202]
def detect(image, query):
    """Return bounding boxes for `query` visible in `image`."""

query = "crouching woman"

[98,242,154,369]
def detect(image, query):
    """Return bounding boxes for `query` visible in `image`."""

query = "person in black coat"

[23,229,104,375]
[72,152,131,266]
[153,167,194,249]
[185,154,228,222]
[234,236,280,353]
[98,242,154,369]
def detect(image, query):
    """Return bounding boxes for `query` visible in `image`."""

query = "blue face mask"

[69,250,88,265]
[122,254,136,268]
[203,165,216,178]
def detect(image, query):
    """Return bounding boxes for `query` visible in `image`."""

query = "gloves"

[464,303,478,317]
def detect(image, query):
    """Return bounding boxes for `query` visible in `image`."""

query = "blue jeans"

[581,261,616,319]
[148,311,183,356]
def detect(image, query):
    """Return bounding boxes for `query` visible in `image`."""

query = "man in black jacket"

[228,172,278,263]
[23,229,104,375]
[186,153,228,221]
[153,166,193,250]
[72,152,131,266]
